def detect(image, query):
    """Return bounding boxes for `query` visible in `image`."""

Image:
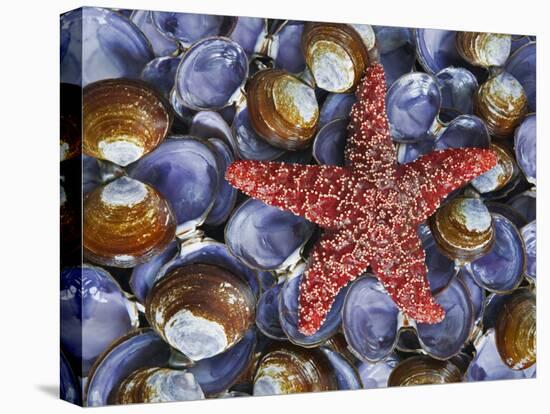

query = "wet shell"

[495,290,536,370]
[116,368,204,404]
[456,32,511,68]
[430,196,495,262]
[83,79,171,166]
[253,343,338,395]
[474,72,527,138]
[388,355,463,386]
[302,23,373,93]
[247,69,319,150]
[83,177,176,268]
[146,264,255,361]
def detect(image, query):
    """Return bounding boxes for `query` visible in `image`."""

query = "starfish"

[226,64,497,335]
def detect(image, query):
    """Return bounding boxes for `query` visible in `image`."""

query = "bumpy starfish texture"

[226,64,497,335]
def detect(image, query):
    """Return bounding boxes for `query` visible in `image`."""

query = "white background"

[0,0,546,412]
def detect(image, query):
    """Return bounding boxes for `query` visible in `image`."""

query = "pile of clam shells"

[60,7,536,406]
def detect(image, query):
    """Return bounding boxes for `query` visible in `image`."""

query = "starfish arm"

[346,63,396,176]
[400,147,498,224]
[226,160,355,229]
[298,228,370,335]
[370,229,445,324]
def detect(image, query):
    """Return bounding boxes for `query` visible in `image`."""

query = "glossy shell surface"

[388,355,463,386]
[456,32,511,67]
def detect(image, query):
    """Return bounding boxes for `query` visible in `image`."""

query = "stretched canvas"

[60,6,537,407]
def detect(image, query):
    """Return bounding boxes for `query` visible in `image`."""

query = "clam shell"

[83,79,171,166]
[507,189,536,224]
[456,32,511,68]
[312,118,348,166]
[464,213,525,293]
[318,92,356,128]
[83,177,176,268]
[145,264,256,361]
[60,351,81,405]
[256,283,287,340]
[486,202,527,229]
[246,69,320,150]
[434,115,490,151]
[415,29,472,75]
[435,67,479,115]
[116,368,204,404]
[130,10,180,57]
[269,21,307,73]
[495,290,536,370]
[521,220,536,281]
[457,268,485,322]
[253,344,338,395]
[474,72,527,138]
[373,26,415,87]
[429,196,494,262]
[229,17,268,56]
[514,113,536,184]
[505,42,536,111]
[471,142,520,198]
[396,140,434,164]
[320,347,363,390]
[357,353,400,389]
[140,56,181,100]
[388,355,463,386]
[60,83,82,161]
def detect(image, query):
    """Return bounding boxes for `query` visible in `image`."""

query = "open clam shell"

[225,198,315,271]
[521,220,536,281]
[130,10,180,57]
[83,177,176,268]
[388,355,463,386]
[435,67,478,115]
[373,26,415,87]
[83,78,171,167]
[146,263,256,361]
[313,117,348,166]
[246,69,320,150]
[256,282,287,340]
[464,213,525,293]
[505,42,536,111]
[514,113,536,184]
[455,32,511,68]
[128,137,219,235]
[434,115,490,150]
[175,37,248,110]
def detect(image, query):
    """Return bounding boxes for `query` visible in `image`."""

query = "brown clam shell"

[388,355,463,386]
[495,290,536,370]
[83,79,171,166]
[83,176,176,268]
[247,69,319,150]
[471,142,518,194]
[456,32,511,68]
[430,196,495,262]
[253,343,338,395]
[302,23,372,93]
[474,72,527,138]
[146,264,255,361]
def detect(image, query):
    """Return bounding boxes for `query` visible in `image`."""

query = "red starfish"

[226,64,497,335]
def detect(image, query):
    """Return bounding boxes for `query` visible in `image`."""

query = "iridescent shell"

[130,10,180,57]
[521,220,536,281]
[507,189,536,223]
[514,113,536,184]
[495,290,536,370]
[116,368,204,404]
[474,72,527,138]
[175,37,248,110]
[246,69,320,150]
[373,26,415,87]
[60,83,81,161]
[456,32,511,68]
[388,355,463,386]
[435,67,478,115]
[471,142,520,198]
[429,196,495,262]
[253,344,338,395]
[434,115,490,151]
[313,118,348,166]
[83,79,171,166]
[302,23,374,93]
[505,42,536,111]
[145,264,255,361]
[83,177,176,268]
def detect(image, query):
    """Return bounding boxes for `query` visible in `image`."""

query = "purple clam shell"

[386,72,441,142]
[86,329,172,406]
[275,147,313,165]
[141,56,181,100]
[415,29,470,75]
[232,106,284,161]
[465,329,536,382]
[190,111,234,145]
[457,268,485,322]
[258,270,277,291]
[511,35,531,54]
[271,21,306,73]
[130,10,179,57]
[342,275,400,362]
[129,137,219,234]
[189,329,257,395]
[514,113,536,184]
[318,93,356,128]
[61,265,137,376]
[82,154,102,194]
[313,118,348,166]
[418,223,457,294]
[434,115,490,151]
[230,17,267,56]
[205,138,238,226]
[60,351,81,405]
[279,274,348,347]
[507,190,536,224]
[152,11,232,48]
[225,199,315,271]
[175,38,248,110]
[435,67,478,115]
[505,42,536,111]
[416,278,474,359]
[357,353,400,389]
[170,88,195,122]
[321,347,363,390]
[61,7,154,86]
[521,221,536,281]
[256,283,286,340]
[396,140,434,164]
[130,240,179,304]
[486,202,527,229]
[396,328,422,352]
[482,293,509,330]
[465,214,525,293]
[373,26,415,87]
